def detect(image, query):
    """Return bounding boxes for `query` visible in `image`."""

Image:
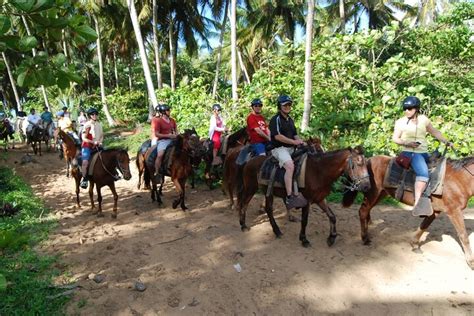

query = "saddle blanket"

[145,142,176,176]
[383,157,447,196]
[257,154,307,189]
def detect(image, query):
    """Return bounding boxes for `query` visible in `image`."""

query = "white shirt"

[27,113,41,125]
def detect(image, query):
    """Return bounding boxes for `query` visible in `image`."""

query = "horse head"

[116,149,132,180]
[306,137,324,154]
[344,146,370,192]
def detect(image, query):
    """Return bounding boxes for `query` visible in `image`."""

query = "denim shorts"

[250,143,267,156]
[157,139,172,152]
[81,147,91,161]
[401,151,430,182]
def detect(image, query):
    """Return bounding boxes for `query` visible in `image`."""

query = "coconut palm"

[301,0,314,131]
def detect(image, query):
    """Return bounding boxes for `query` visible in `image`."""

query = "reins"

[342,151,370,192]
[98,150,124,180]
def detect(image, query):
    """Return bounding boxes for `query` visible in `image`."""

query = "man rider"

[40,106,54,140]
[80,108,104,189]
[246,98,271,156]
[152,104,177,178]
[26,108,41,143]
[268,95,308,210]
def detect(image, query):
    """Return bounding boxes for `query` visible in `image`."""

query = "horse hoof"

[240,225,250,232]
[362,238,371,246]
[275,232,283,238]
[111,213,117,219]
[288,215,301,222]
[181,206,188,211]
[301,240,311,248]
[327,235,337,247]
[172,200,180,209]
[97,213,104,218]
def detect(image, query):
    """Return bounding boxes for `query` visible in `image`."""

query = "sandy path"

[2,147,474,315]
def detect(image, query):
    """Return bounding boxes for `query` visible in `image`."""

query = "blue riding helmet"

[402,96,421,110]
[251,98,263,107]
[277,95,292,108]
[56,110,65,117]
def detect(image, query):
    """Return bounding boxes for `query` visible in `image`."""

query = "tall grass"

[0,167,70,314]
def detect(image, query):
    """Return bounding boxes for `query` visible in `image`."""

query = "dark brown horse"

[223,137,325,211]
[28,125,45,155]
[57,128,79,178]
[0,120,14,151]
[204,127,249,189]
[86,148,132,218]
[142,132,204,210]
[236,146,371,247]
[342,155,474,269]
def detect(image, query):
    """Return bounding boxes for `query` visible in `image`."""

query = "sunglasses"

[252,104,263,108]
[404,107,416,111]
[281,103,292,107]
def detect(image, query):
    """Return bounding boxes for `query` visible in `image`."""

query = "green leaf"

[33,50,48,63]
[10,0,35,12]
[73,25,97,41]
[0,15,11,35]
[0,274,6,291]
[17,71,28,87]
[18,35,38,51]
[52,53,66,66]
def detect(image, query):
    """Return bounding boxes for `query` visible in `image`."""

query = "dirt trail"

[2,146,474,315]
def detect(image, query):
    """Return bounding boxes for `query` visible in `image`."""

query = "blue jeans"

[81,147,91,161]
[250,142,267,156]
[401,151,429,182]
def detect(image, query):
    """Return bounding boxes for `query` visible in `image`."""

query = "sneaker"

[285,193,308,210]
[80,179,88,189]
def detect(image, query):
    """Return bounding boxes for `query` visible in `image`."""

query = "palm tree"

[1,52,22,111]
[230,0,238,102]
[301,0,315,132]
[353,0,415,30]
[416,0,450,26]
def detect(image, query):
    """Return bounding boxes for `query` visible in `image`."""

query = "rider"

[80,108,104,189]
[56,110,80,145]
[392,96,453,216]
[208,103,228,165]
[0,111,14,138]
[269,95,308,210]
[40,106,54,140]
[26,108,41,143]
[152,104,177,178]
[246,98,271,156]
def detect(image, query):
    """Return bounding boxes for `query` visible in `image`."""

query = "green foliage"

[0,166,69,314]
[106,88,148,124]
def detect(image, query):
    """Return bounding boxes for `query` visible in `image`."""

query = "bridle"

[99,150,128,180]
[343,151,370,192]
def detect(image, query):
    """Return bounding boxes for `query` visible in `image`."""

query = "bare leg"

[154,150,164,177]
[414,180,428,206]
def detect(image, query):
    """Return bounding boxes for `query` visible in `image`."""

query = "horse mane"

[174,135,185,154]
[448,156,474,170]
[227,127,247,148]
[102,147,128,154]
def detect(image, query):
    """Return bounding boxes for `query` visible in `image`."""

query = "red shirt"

[154,117,177,139]
[81,126,94,148]
[247,113,269,144]
[151,117,160,140]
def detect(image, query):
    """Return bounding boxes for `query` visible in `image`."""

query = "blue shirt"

[41,111,53,123]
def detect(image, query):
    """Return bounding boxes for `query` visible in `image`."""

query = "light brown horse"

[57,128,79,178]
[342,155,474,269]
[236,146,371,247]
[86,148,132,218]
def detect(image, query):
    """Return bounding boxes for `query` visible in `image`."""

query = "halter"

[343,153,370,192]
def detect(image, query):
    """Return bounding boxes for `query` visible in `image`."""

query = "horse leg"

[299,204,311,247]
[238,187,257,232]
[171,177,187,210]
[264,195,283,238]
[96,185,104,217]
[89,181,96,212]
[110,183,118,219]
[75,175,81,208]
[410,212,439,249]
[446,209,474,269]
[316,200,338,247]
[359,193,384,245]
[179,178,187,211]
[158,175,165,195]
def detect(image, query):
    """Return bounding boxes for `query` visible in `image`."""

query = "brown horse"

[28,125,45,155]
[0,120,14,151]
[223,137,325,211]
[204,127,249,189]
[57,128,79,178]
[86,148,132,218]
[236,146,371,247]
[142,132,204,210]
[342,155,474,269]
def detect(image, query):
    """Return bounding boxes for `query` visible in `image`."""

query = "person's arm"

[392,123,418,148]
[426,121,453,147]
[155,120,177,139]
[254,127,271,141]
[82,125,93,145]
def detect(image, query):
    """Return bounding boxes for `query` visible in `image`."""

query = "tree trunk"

[339,0,346,33]
[21,16,50,111]
[2,52,22,112]
[152,0,162,89]
[128,0,158,120]
[212,0,229,99]
[113,48,119,90]
[169,15,176,91]
[94,15,115,126]
[237,49,250,85]
[230,0,238,102]
[301,0,314,132]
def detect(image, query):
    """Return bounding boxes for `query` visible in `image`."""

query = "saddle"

[383,154,447,201]
[236,145,254,166]
[144,141,176,178]
[257,148,309,197]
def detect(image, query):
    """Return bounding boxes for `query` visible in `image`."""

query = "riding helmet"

[212,103,222,111]
[158,104,171,114]
[277,95,292,108]
[56,110,65,117]
[251,98,263,107]
[402,96,421,110]
[87,107,99,116]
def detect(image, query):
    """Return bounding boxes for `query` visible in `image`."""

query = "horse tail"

[342,190,358,207]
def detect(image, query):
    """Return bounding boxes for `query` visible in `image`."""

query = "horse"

[203,127,249,189]
[28,125,45,155]
[342,155,474,269]
[57,128,80,178]
[236,146,371,247]
[41,121,54,151]
[0,119,15,151]
[14,116,27,144]
[223,137,325,213]
[85,148,132,218]
[142,132,204,210]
